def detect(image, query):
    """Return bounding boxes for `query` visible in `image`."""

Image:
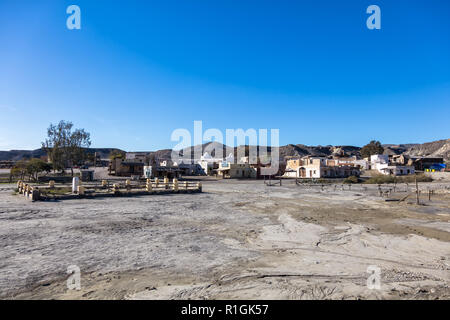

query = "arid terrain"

[0,179,449,300]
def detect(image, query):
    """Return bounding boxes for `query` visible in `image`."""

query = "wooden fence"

[15,178,202,202]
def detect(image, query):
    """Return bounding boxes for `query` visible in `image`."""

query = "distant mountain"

[1,139,448,162]
[405,139,450,161]
[279,144,360,160]
[0,148,125,161]
[168,142,361,162]
[0,149,47,161]
[382,144,419,156]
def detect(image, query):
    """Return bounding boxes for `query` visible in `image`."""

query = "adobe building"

[284,156,360,179]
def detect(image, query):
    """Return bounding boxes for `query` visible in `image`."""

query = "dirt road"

[0,179,449,299]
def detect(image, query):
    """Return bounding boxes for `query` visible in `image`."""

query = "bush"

[363,174,432,184]
[11,158,52,182]
[397,174,432,183]
[343,176,359,184]
[363,175,396,184]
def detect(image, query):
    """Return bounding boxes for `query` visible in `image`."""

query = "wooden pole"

[415,174,419,205]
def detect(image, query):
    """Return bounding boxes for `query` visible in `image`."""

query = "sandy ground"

[0,179,449,300]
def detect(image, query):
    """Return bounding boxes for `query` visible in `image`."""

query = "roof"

[428,163,446,168]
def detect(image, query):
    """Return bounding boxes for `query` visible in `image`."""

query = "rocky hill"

[0,149,47,161]
[0,148,124,161]
[405,139,450,161]
[279,144,360,160]
[1,139,448,162]
[382,144,418,156]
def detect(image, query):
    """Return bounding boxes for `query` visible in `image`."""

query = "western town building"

[284,156,361,179]
[216,161,257,179]
[371,154,415,176]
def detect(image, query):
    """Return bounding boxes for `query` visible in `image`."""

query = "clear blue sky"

[0,0,449,151]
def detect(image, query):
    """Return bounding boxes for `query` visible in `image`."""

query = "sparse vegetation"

[10,158,52,182]
[40,187,72,196]
[397,174,433,183]
[363,174,432,184]
[343,176,360,184]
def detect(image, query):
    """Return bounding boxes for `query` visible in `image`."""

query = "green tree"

[109,150,125,161]
[360,140,384,159]
[11,159,52,181]
[11,160,28,181]
[26,158,52,181]
[42,120,91,176]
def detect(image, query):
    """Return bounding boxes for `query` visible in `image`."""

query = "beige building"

[216,162,257,179]
[284,156,360,179]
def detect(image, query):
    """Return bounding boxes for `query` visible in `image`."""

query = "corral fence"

[274,177,450,205]
[15,177,202,202]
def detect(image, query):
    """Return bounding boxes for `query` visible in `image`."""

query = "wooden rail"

[16,179,202,202]
[16,181,41,201]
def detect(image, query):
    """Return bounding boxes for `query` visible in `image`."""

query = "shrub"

[363,175,396,184]
[343,176,359,184]
[363,174,432,184]
[397,174,432,183]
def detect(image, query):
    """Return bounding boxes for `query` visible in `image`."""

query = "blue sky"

[0,0,449,151]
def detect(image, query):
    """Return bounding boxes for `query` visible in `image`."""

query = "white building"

[333,156,369,170]
[370,154,389,171]
[125,152,149,163]
[198,152,234,175]
[377,164,415,176]
[370,154,388,164]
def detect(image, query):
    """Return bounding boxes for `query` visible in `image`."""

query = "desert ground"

[0,177,449,300]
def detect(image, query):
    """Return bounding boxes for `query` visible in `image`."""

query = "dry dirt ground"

[0,179,449,300]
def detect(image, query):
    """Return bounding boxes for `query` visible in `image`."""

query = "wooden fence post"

[164,177,169,190]
[113,183,120,195]
[415,174,419,205]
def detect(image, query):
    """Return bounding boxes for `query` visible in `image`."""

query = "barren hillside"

[405,139,450,161]
[1,139,449,162]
